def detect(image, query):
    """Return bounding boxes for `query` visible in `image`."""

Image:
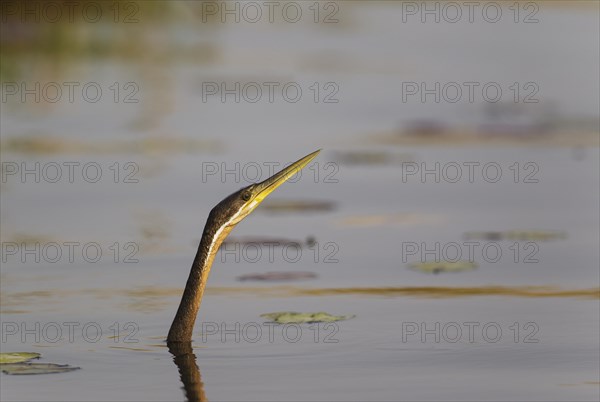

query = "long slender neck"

[167,217,231,343]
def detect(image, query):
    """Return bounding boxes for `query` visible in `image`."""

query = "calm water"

[1,2,599,401]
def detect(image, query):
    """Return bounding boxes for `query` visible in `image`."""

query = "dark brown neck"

[167,218,230,343]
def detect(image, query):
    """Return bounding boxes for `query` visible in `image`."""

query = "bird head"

[207,150,321,230]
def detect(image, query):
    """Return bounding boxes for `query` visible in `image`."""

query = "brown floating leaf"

[337,213,443,227]
[223,236,316,247]
[1,137,221,155]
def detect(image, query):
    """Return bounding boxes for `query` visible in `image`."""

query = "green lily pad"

[0,352,40,364]
[408,261,478,274]
[260,311,355,324]
[1,363,80,375]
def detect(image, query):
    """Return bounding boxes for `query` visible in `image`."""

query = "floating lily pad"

[260,311,355,324]
[223,236,315,247]
[238,271,318,282]
[0,352,40,364]
[0,353,79,375]
[1,363,80,375]
[333,150,415,166]
[337,213,443,227]
[504,230,566,241]
[261,200,336,213]
[408,261,478,274]
[464,230,566,241]
[463,231,504,241]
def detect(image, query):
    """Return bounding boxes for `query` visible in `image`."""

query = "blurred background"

[1,1,599,401]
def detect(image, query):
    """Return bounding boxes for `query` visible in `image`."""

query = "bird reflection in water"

[168,342,207,402]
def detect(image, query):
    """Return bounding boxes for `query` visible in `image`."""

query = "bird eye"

[241,192,251,201]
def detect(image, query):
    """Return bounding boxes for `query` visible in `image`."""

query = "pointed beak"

[253,149,321,204]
